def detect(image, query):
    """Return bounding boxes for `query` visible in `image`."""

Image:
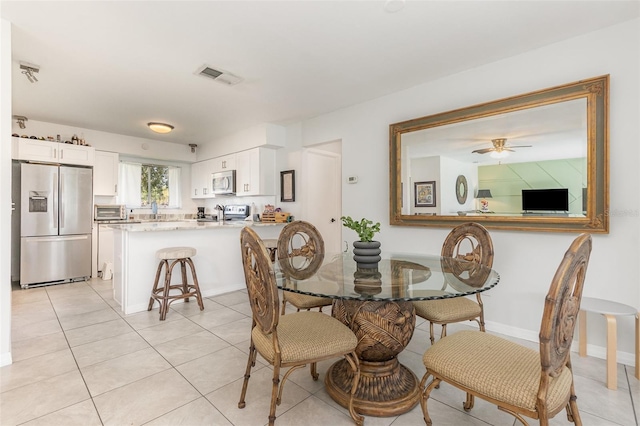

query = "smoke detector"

[195,65,243,86]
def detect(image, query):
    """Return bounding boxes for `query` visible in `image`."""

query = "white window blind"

[117,162,142,207]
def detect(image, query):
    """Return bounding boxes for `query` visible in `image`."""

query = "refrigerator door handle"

[53,172,58,229]
[59,172,64,229]
[24,235,88,242]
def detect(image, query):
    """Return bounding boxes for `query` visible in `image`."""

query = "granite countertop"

[108,220,285,232]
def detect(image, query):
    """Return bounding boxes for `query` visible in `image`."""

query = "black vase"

[352,241,381,269]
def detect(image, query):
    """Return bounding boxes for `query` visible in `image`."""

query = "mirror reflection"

[401,98,587,217]
[389,75,609,233]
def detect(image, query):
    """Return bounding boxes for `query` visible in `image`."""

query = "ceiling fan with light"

[471,138,532,158]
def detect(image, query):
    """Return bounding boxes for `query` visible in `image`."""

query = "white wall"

[1,18,13,366]
[289,19,640,363]
[196,123,286,161]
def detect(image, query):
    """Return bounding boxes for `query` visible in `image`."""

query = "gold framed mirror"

[389,75,609,233]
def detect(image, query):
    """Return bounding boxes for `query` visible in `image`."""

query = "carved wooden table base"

[327,299,420,416]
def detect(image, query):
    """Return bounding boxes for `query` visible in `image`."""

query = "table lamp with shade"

[476,189,493,212]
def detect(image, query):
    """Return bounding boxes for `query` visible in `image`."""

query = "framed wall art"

[280,170,295,202]
[415,181,436,207]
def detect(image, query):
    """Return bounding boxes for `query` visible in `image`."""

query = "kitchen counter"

[111,221,284,315]
[108,220,281,232]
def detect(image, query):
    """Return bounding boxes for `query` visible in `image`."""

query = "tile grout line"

[43,281,107,426]
[625,365,639,426]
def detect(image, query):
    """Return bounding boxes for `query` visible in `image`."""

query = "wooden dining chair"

[420,233,592,426]
[413,222,494,344]
[277,220,333,315]
[238,227,363,426]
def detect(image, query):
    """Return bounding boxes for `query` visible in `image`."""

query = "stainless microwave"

[94,204,126,221]
[212,170,236,195]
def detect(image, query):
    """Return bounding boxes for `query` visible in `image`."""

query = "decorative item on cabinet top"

[12,134,89,145]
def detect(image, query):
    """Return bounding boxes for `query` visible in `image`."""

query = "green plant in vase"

[341,216,381,269]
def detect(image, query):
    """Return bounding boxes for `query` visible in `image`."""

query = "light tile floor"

[1,278,638,425]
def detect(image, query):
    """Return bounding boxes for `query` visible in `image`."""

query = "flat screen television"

[522,188,569,212]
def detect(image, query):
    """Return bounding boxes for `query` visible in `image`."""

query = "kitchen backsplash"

[130,213,197,221]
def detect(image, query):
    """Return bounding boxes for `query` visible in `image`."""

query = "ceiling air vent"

[195,65,243,86]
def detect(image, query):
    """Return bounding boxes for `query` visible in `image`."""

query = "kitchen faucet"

[215,204,225,221]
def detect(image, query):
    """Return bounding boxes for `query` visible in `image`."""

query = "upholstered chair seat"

[414,297,481,323]
[252,311,357,364]
[423,331,573,413]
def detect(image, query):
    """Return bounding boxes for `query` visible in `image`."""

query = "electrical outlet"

[347,176,358,184]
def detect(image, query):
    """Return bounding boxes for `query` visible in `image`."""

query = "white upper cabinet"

[235,148,275,196]
[94,151,119,196]
[211,154,236,173]
[13,137,95,166]
[191,148,275,198]
[191,159,213,198]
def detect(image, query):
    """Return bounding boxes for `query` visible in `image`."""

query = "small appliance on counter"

[223,205,250,221]
[95,204,127,221]
[196,206,218,222]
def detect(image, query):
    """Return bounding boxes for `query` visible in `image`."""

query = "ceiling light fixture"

[384,0,406,13]
[147,122,174,134]
[13,115,28,129]
[19,62,39,83]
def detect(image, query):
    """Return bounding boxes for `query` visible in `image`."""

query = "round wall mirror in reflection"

[456,175,468,204]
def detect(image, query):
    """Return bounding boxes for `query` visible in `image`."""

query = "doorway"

[302,143,342,253]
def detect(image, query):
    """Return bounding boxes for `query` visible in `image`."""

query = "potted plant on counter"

[341,216,381,269]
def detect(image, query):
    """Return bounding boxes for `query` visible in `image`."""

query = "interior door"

[303,147,342,253]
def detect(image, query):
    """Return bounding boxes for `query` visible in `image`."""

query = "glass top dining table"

[273,251,500,417]
[274,252,500,302]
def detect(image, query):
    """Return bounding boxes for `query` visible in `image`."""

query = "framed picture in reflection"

[415,181,436,207]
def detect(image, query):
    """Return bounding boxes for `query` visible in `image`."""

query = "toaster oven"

[94,204,126,221]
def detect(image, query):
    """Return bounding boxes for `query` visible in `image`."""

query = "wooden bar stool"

[263,239,278,263]
[148,246,204,320]
[578,296,640,389]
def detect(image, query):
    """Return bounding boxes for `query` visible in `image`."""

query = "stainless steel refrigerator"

[17,162,93,288]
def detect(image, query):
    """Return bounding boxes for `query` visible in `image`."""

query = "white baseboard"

[0,351,12,367]
[485,320,636,368]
